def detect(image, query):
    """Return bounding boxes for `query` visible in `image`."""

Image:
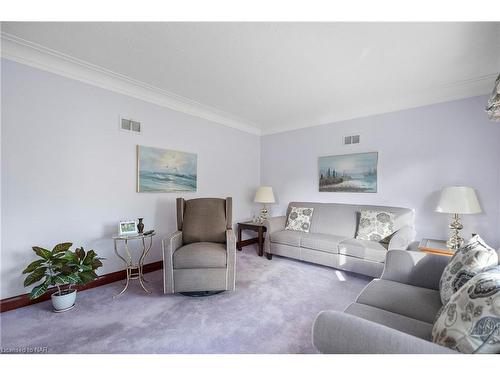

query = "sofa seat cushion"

[345,302,433,341]
[338,238,388,263]
[173,242,226,269]
[356,279,442,324]
[300,233,347,254]
[270,230,302,247]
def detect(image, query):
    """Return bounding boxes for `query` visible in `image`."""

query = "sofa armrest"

[226,229,236,291]
[162,231,183,294]
[388,225,416,250]
[262,216,287,254]
[312,310,455,354]
[262,216,287,234]
[381,249,450,290]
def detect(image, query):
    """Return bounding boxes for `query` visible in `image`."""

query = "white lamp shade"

[435,186,482,214]
[254,186,275,203]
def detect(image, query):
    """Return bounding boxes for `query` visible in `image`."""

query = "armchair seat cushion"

[173,242,227,269]
[300,233,347,254]
[356,279,442,324]
[270,230,302,247]
[338,238,388,263]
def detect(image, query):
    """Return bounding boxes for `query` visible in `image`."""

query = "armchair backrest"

[177,197,232,244]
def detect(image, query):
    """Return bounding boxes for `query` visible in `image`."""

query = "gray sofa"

[263,202,415,278]
[312,249,456,354]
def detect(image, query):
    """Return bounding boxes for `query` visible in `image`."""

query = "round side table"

[112,232,155,297]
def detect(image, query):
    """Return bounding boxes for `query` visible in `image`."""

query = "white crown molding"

[2,32,495,137]
[0,32,262,136]
[262,73,497,135]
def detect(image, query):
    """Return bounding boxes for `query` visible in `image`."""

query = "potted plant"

[22,242,104,312]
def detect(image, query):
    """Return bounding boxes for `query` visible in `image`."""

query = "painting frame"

[318,151,378,193]
[136,145,198,193]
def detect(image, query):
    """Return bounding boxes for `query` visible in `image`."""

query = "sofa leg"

[265,252,273,260]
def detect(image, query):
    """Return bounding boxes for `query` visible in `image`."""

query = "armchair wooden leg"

[265,252,273,260]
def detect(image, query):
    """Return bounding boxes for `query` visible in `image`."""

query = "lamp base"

[447,213,464,250]
[258,205,268,223]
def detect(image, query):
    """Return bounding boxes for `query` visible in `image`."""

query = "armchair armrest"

[162,231,183,256]
[162,231,182,294]
[226,229,236,291]
[381,249,450,290]
[388,225,416,250]
[312,310,455,354]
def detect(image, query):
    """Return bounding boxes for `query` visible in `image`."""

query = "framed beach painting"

[137,145,197,192]
[318,152,378,193]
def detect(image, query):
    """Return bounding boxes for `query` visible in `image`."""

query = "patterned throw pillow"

[355,210,395,242]
[439,235,498,305]
[432,266,500,353]
[285,207,314,233]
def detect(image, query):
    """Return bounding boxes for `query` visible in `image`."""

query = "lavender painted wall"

[261,96,500,248]
[2,58,499,300]
[1,59,260,299]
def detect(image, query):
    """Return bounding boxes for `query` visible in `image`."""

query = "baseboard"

[0,260,163,313]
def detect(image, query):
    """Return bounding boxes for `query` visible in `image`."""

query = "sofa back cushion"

[287,202,414,237]
[181,198,227,244]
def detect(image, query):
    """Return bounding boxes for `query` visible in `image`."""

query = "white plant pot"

[51,289,76,312]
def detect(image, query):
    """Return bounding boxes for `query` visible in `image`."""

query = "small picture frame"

[119,220,138,236]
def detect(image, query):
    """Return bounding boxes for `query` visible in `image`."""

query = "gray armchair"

[162,197,236,295]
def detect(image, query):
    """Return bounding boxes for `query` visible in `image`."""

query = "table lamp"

[435,186,482,249]
[254,186,275,223]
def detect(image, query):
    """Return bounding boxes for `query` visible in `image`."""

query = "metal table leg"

[113,239,131,298]
[112,233,155,297]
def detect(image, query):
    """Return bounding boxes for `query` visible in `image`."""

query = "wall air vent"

[120,117,141,134]
[344,134,360,145]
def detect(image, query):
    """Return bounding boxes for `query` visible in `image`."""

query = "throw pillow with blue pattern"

[356,209,395,242]
[432,266,500,353]
[439,235,498,305]
[285,207,314,233]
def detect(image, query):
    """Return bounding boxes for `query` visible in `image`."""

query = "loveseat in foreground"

[312,249,456,354]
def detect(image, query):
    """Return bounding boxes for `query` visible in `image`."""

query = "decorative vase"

[137,218,144,233]
[51,289,77,312]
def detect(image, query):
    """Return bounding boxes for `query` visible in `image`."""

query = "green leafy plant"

[22,242,104,299]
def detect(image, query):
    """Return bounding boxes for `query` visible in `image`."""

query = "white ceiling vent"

[344,134,360,145]
[120,117,141,134]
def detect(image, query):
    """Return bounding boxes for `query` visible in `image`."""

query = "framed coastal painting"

[318,152,378,193]
[137,145,197,192]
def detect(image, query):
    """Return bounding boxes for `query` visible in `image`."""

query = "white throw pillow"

[355,209,395,242]
[439,235,498,305]
[432,266,500,353]
[285,207,314,233]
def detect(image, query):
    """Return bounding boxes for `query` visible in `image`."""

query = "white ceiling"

[2,22,500,135]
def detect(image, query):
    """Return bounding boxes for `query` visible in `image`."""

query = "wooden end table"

[418,238,455,257]
[237,221,267,256]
